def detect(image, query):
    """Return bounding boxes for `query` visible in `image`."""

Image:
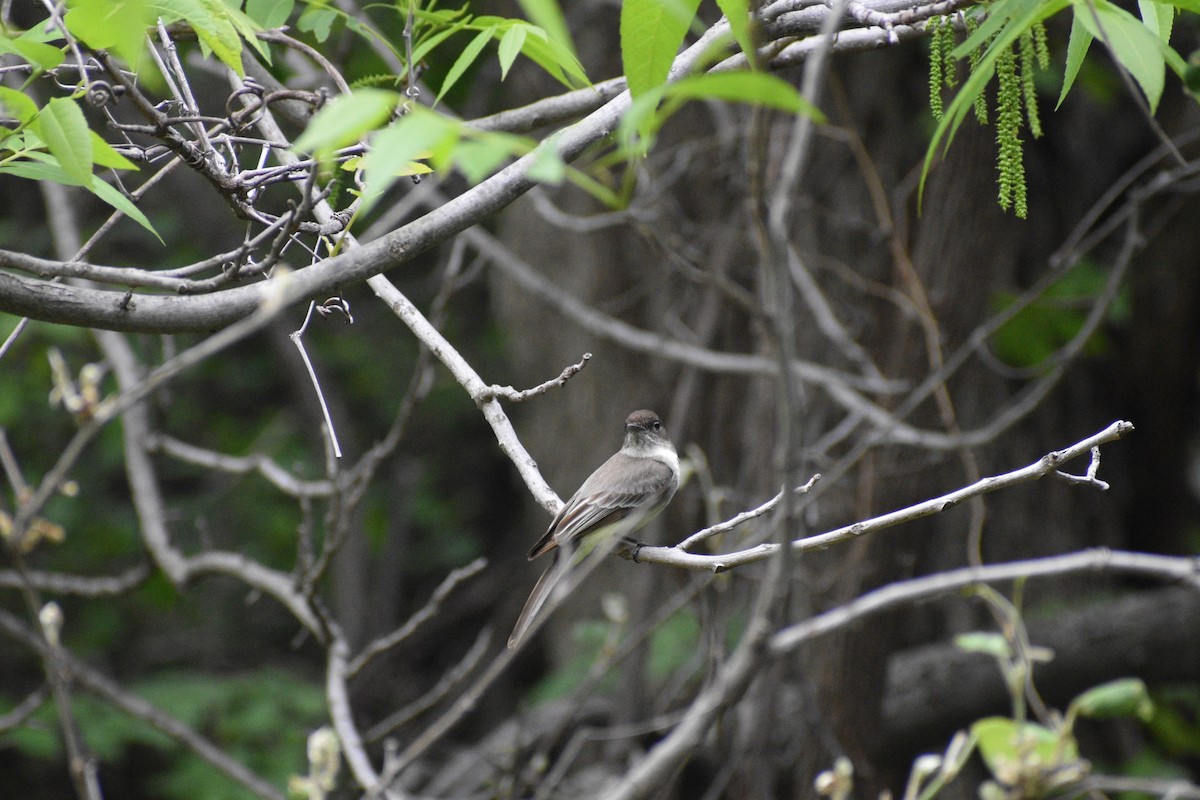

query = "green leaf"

[1073,0,1165,112]
[517,27,590,88]
[291,89,398,156]
[91,132,137,170]
[7,34,65,72]
[35,97,93,185]
[617,86,667,156]
[436,26,496,106]
[86,174,160,240]
[1138,0,1174,42]
[453,137,513,184]
[715,0,755,62]
[64,0,154,70]
[621,0,703,100]
[1058,11,1094,109]
[526,136,566,184]
[297,5,337,42]
[0,157,159,239]
[498,24,528,80]
[1071,678,1154,721]
[411,18,472,67]
[664,71,824,119]
[972,717,1075,781]
[155,0,246,76]
[0,87,39,124]
[515,0,576,57]
[221,2,271,63]
[245,0,293,28]
[359,110,458,212]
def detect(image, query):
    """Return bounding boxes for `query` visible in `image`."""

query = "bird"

[507,409,680,649]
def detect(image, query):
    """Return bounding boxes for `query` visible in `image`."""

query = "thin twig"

[476,353,593,404]
[348,558,488,678]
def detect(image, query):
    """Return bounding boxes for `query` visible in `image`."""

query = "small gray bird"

[508,410,680,649]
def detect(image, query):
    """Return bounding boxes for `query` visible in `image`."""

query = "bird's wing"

[528,455,676,557]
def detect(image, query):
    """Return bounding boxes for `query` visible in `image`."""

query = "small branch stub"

[478,352,592,405]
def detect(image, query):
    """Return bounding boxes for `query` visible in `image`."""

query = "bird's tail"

[507,552,567,649]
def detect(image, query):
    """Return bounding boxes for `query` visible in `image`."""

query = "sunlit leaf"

[155,0,245,76]
[91,132,138,170]
[6,35,65,72]
[498,24,528,80]
[35,97,93,185]
[517,27,589,88]
[359,110,459,212]
[526,137,565,184]
[1058,11,1094,109]
[1138,0,1174,43]
[291,89,398,156]
[1071,678,1154,721]
[0,157,159,239]
[436,26,496,106]
[715,0,754,61]
[245,0,293,28]
[664,71,824,119]
[515,0,577,60]
[1074,0,1165,111]
[973,718,1075,781]
[453,137,513,184]
[0,86,39,124]
[297,5,337,41]
[64,0,154,71]
[621,0,702,100]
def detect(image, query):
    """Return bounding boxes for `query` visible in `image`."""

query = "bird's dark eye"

[652,421,661,430]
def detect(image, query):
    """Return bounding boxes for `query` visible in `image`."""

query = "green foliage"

[989,260,1127,368]
[0,0,275,237]
[922,0,1196,218]
[621,0,704,104]
[246,0,295,29]
[291,88,399,157]
[1145,686,1200,757]
[715,0,755,62]
[646,608,700,680]
[618,71,821,161]
[32,97,92,184]
[6,669,325,800]
[526,620,614,705]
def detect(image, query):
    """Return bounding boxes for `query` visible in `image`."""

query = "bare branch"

[630,421,1134,572]
[0,563,151,597]
[770,549,1200,653]
[149,435,334,497]
[348,558,488,679]
[365,628,492,744]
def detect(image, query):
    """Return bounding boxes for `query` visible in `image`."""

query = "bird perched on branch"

[508,409,680,649]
